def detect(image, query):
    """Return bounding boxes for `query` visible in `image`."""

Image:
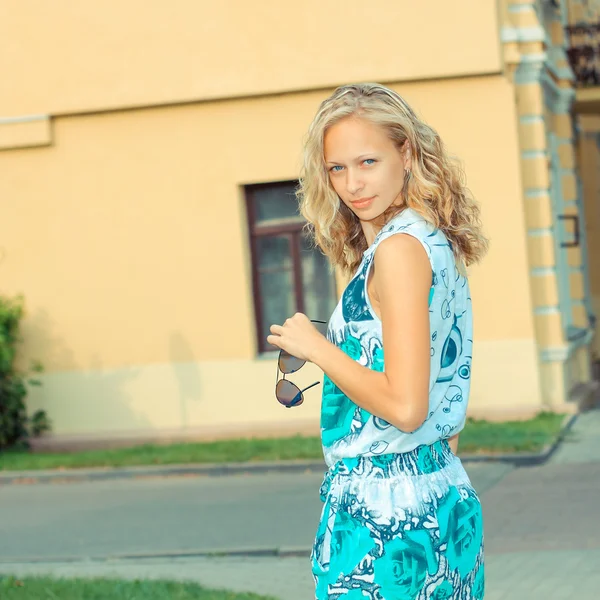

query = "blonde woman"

[267,83,488,600]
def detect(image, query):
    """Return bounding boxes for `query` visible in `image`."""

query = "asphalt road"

[0,461,513,562]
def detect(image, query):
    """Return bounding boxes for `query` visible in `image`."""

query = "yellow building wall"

[0,75,542,441]
[578,116,600,359]
[1,0,501,119]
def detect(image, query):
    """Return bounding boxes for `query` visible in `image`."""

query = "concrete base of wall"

[29,417,322,453]
[29,400,569,453]
[24,337,554,451]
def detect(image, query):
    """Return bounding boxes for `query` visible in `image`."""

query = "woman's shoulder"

[368,207,448,264]
[376,207,440,245]
[387,206,428,230]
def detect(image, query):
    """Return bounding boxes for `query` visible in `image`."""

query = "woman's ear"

[403,140,412,171]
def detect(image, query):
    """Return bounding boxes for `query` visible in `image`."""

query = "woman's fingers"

[266,334,282,348]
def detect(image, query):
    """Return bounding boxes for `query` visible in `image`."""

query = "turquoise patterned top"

[321,207,473,467]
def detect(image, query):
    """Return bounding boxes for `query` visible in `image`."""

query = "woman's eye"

[330,165,343,172]
[363,159,375,166]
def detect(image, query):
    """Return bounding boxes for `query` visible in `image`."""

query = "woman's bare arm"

[310,233,431,433]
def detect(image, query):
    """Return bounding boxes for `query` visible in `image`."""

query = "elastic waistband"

[320,439,455,501]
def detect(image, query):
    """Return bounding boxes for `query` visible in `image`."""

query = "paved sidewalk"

[3,548,600,600]
[549,407,600,465]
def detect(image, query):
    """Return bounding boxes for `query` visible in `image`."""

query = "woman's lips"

[351,196,375,209]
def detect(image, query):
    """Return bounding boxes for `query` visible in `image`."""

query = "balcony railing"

[567,22,600,87]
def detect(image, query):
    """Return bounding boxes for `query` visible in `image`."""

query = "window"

[246,181,338,353]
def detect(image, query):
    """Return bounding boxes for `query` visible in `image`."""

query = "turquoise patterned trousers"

[311,440,485,599]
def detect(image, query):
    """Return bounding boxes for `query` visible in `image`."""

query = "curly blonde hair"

[297,83,488,276]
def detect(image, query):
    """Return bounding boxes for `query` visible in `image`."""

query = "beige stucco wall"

[1,0,501,119]
[0,74,544,440]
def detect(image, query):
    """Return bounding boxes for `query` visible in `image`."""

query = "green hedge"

[0,295,49,449]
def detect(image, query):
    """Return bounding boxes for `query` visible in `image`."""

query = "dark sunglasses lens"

[278,351,306,374]
[276,379,304,408]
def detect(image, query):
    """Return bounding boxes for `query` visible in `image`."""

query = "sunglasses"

[275,319,327,408]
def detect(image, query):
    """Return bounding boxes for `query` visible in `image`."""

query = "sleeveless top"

[321,207,473,467]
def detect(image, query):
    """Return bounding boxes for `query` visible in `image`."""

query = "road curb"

[0,414,578,485]
[0,459,327,485]
[0,546,313,565]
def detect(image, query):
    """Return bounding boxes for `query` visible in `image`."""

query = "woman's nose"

[346,169,364,195]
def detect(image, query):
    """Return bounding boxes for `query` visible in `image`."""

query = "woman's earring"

[403,169,412,196]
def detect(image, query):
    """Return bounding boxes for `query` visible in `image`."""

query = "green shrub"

[0,295,50,449]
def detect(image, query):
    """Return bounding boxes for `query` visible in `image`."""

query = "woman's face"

[324,116,410,223]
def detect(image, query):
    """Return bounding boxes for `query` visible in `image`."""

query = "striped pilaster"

[511,2,566,402]
[501,1,547,80]
[501,0,596,406]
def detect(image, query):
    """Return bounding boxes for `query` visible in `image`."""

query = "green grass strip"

[458,411,567,454]
[0,411,567,472]
[0,575,276,600]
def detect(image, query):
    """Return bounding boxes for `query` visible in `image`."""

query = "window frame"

[245,181,320,354]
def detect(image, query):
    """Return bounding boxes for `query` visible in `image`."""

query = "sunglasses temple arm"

[310,320,327,324]
[300,381,321,394]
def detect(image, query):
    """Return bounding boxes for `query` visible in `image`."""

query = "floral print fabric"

[311,440,484,599]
